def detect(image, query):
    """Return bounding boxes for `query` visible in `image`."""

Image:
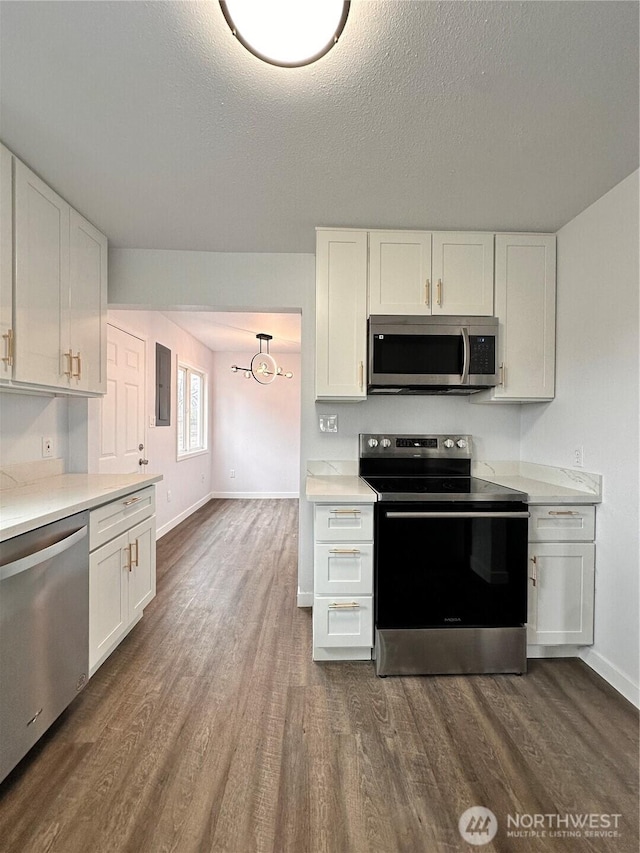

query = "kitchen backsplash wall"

[0,394,69,467]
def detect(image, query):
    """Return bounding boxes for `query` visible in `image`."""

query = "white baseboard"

[579,647,640,708]
[297,591,313,607]
[210,491,299,499]
[156,493,213,540]
[527,645,582,659]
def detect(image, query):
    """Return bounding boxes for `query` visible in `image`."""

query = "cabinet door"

[492,234,556,400]
[128,516,156,619]
[315,230,367,400]
[0,144,13,381]
[368,231,432,315]
[89,532,129,672]
[314,543,374,595]
[13,160,70,387]
[527,543,595,645]
[431,232,494,316]
[69,210,107,393]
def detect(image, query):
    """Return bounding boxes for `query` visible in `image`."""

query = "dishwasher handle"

[0,526,87,582]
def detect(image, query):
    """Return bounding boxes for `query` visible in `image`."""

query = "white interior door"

[99,324,146,474]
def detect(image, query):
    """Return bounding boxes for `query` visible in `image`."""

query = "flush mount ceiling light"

[231,333,294,384]
[219,0,350,68]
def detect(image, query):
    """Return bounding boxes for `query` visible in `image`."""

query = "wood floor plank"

[0,498,637,853]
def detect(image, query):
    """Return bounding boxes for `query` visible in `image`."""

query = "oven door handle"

[384,511,530,519]
[461,326,470,384]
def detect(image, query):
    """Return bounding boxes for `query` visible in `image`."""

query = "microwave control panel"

[469,336,496,375]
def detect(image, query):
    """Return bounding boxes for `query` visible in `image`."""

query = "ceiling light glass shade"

[220,1,350,67]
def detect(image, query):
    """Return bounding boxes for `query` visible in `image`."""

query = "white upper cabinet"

[316,229,368,401]
[431,232,494,316]
[368,230,493,316]
[0,144,13,380]
[368,231,432,315]
[13,159,70,388]
[476,234,556,402]
[2,148,107,395]
[69,210,107,393]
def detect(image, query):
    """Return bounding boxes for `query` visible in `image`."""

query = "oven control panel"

[360,434,472,458]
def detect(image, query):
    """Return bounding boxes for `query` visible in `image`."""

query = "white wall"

[211,351,301,498]
[521,170,639,705]
[106,309,215,538]
[0,394,68,466]
[108,248,523,599]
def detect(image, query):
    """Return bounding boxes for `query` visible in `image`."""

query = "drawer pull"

[329,509,361,515]
[123,496,142,507]
[328,601,360,610]
[2,328,14,366]
[548,510,580,516]
[329,548,361,554]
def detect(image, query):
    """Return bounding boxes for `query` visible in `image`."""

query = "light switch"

[319,414,338,433]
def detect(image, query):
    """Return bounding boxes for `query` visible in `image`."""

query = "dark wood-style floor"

[0,499,637,853]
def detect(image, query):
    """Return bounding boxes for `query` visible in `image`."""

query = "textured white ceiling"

[161,311,301,352]
[1,1,638,254]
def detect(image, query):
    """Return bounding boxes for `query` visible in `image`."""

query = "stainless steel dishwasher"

[0,511,89,782]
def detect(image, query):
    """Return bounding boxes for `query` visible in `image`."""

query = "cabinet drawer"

[313,595,373,648]
[314,543,373,595]
[90,486,155,550]
[314,505,374,541]
[528,505,595,542]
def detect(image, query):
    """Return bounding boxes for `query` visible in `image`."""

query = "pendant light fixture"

[231,333,294,384]
[220,1,350,68]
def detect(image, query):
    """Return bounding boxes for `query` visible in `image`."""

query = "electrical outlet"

[573,446,584,468]
[230,469,236,479]
[42,437,53,458]
[167,490,172,502]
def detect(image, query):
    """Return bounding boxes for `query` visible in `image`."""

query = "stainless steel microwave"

[368,315,499,394]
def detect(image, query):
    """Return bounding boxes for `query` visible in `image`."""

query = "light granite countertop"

[306,460,601,505]
[0,464,163,541]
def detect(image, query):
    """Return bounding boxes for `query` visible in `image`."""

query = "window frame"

[176,359,208,460]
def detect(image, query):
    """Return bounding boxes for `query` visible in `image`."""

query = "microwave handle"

[461,327,470,384]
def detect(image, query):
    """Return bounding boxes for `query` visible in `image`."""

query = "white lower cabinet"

[312,504,374,661]
[89,491,156,675]
[527,504,596,648]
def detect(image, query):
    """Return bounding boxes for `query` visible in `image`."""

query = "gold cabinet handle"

[329,509,361,515]
[328,548,361,554]
[1,328,13,366]
[125,544,133,572]
[359,360,364,391]
[425,279,430,306]
[328,601,360,610]
[530,555,537,587]
[73,351,82,380]
[123,496,141,507]
[64,349,74,377]
[437,279,442,306]
[499,362,505,387]
[131,539,139,568]
[548,510,580,516]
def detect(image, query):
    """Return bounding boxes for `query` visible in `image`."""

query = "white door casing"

[99,324,146,474]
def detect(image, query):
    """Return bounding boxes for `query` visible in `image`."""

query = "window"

[177,362,208,458]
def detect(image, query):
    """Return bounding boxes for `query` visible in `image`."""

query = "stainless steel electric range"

[359,434,529,677]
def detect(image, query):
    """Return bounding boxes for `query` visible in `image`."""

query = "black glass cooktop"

[361,475,527,502]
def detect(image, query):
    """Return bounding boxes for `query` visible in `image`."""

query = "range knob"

[443,438,455,449]
[456,439,467,449]
[380,438,391,448]
[367,438,379,448]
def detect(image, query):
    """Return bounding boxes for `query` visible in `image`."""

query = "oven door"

[375,502,529,629]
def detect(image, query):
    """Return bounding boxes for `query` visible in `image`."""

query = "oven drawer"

[314,544,373,595]
[89,487,155,551]
[528,505,595,542]
[313,595,373,647]
[314,505,374,542]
